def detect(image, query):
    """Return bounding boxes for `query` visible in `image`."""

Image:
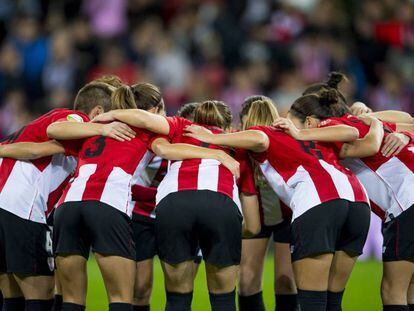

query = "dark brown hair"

[177,102,200,121]
[131,83,164,111]
[290,89,349,122]
[73,82,114,113]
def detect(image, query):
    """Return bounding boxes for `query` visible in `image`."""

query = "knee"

[239,267,261,296]
[134,278,153,300]
[381,279,406,304]
[275,274,296,294]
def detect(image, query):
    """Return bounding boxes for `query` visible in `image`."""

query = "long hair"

[193,100,232,130]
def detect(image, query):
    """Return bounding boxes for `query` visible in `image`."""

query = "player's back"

[59,127,154,216]
[0,108,89,223]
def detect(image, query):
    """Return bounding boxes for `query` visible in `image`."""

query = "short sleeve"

[52,111,90,123]
[147,134,170,153]
[318,118,343,128]
[165,116,192,141]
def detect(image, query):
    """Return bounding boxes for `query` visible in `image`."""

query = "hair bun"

[319,89,338,106]
[326,72,346,89]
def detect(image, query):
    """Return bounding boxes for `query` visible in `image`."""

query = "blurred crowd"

[0,0,414,138]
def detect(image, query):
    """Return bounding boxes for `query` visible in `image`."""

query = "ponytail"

[194,100,226,128]
[111,85,137,110]
[242,98,279,130]
[130,83,164,111]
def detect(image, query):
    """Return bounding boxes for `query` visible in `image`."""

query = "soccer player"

[131,99,203,311]
[184,99,376,311]
[47,88,240,311]
[93,99,261,311]
[293,74,414,311]
[0,81,134,311]
[237,96,298,311]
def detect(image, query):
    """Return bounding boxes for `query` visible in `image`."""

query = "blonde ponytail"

[243,99,279,130]
[111,85,137,110]
[194,100,226,128]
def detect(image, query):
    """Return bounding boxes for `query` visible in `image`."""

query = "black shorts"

[244,219,291,244]
[0,208,54,276]
[382,205,414,262]
[291,199,370,262]
[132,214,157,262]
[54,201,135,260]
[156,190,243,267]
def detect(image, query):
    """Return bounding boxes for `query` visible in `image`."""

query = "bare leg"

[239,238,268,296]
[55,255,87,305]
[134,259,153,306]
[13,275,54,300]
[274,242,297,295]
[95,253,135,304]
[0,273,22,298]
[161,260,195,293]
[382,261,414,306]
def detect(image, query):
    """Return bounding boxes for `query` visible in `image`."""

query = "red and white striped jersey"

[0,108,89,223]
[155,116,241,209]
[249,126,369,221]
[131,156,168,218]
[320,114,414,221]
[57,127,155,217]
[255,176,291,226]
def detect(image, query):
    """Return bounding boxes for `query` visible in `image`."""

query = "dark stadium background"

[1,0,412,309]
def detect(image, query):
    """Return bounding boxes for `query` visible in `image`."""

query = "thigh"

[239,238,269,295]
[291,200,348,262]
[274,242,297,294]
[54,202,90,259]
[338,202,371,257]
[84,201,135,260]
[197,191,243,267]
[328,251,357,292]
[134,259,153,295]
[161,260,195,293]
[3,211,54,276]
[0,273,22,298]
[55,255,87,305]
[382,261,414,305]
[132,217,157,262]
[95,253,135,303]
[155,193,198,265]
[205,262,239,294]
[13,275,54,300]
[293,253,334,291]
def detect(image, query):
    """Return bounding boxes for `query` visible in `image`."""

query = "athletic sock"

[109,303,133,310]
[52,295,63,311]
[275,294,299,311]
[383,306,409,311]
[238,292,265,311]
[3,297,25,311]
[297,289,327,311]
[165,292,193,311]
[61,302,85,311]
[326,290,344,311]
[209,290,236,311]
[409,305,414,311]
[133,306,150,311]
[25,299,54,311]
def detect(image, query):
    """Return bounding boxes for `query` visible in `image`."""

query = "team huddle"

[0,72,413,311]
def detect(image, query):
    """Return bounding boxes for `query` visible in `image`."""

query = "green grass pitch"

[85,257,382,310]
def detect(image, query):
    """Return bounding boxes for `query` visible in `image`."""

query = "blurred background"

[2,1,411,308]
[1,0,414,138]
